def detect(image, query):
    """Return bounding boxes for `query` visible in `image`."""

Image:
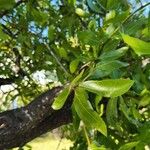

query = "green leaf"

[92,60,128,78]
[139,94,150,107]
[80,79,134,97]
[75,8,88,17]
[105,10,116,21]
[106,98,118,126]
[78,30,99,46]
[68,0,76,6]
[73,87,107,136]
[119,97,139,126]
[0,0,15,10]
[48,25,55,41]
[70,59,80,73]
[0,26,9,40]
[52,86,71,110]
[58,47,68,60]
[31,9,48,25]
[87,0,104,14]
[71,69,84,86]
[99,47,128,61]
[122,34,150,56]
[119,141,139,150]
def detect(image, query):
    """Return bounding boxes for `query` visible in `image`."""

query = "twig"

[45,44,71,77]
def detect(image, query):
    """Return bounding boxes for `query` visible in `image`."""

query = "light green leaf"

[0,0,15,10]
[74,87,107,136]
[99,47,128,61]
[106,10,116,21]
[122,34,150,56]
[52,86,70,110]
[80,79,134,97]
[119,141,139,150]
[75,8,88,17]
[71,69,84,86]
[139,94,150,107]
[70,59,80,74]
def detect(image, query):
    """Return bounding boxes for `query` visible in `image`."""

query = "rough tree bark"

[0,86,74,149]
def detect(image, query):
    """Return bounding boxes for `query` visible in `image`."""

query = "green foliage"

[79,79,134,97]
[122,34,150,56]
[0,0,150,149]
[73,87,107,136]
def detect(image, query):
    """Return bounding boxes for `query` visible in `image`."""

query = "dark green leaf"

[92,60,128,78]
[87,0,104,14]
[99,47,128,61]
[106,98,118,126]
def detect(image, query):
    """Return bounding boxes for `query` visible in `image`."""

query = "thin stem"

[45,44,71,77]
[83,125,91,146]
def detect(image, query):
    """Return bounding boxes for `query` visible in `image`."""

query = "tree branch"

[0,86,74,149]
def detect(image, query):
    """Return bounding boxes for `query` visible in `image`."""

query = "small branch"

[45,44,71,77]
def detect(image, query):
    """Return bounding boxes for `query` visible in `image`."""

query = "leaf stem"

[83,125,91,146]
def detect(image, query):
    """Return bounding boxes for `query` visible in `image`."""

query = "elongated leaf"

[122,34,150,56]
[119,97,139,126]
[71,69,84,86]
[99,47,128,61]
[80,79,134,97]
[106,98,118,126]
[73,87,107,136]
[92,60,128,78]
[70,59,80,74]
[52,86,70,110]
[87,0,104,14]
[119,141,139,150]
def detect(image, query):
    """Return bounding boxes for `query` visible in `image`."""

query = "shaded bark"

[0,86,74,149]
